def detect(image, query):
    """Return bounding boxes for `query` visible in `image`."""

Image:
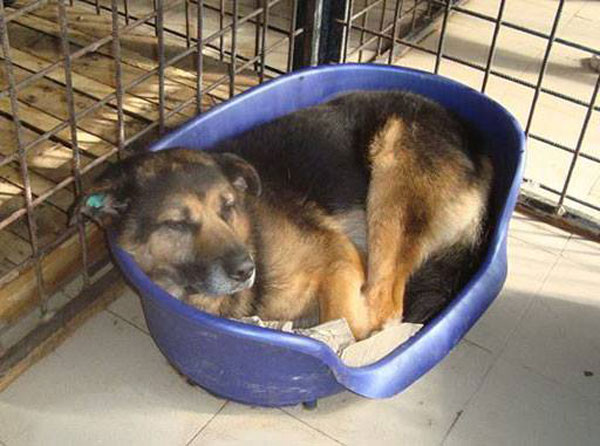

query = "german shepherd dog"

[76,91,493,340]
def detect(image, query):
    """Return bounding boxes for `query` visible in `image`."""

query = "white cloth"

[234,316,422,367]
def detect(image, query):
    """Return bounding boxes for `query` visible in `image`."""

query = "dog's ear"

[216,153,262,197]
[70,148,215,226]
[68,157,138,227]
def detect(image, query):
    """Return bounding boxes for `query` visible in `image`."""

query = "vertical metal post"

[410,0,419,32]
[287,0,298,71]
[153,0,159,37]
[375,0,388,57]
[293,0,327,68]
[481,0,506,93]
[157,0,166,133]
[111,0,125,156]
[357,1,369,63]
[434,0,451,74]
[258,0,269,82]
[253,0,261,71]
[185,0,191,48]
[555,75,600,212]
[524,0,565,136]
[341,0,353,63]
[196,0,204,114]
[309,0,324,66]
[219,0,225,61]
[387,0,403,65]
[58,0,90,287]
[0,0,46,311]
[123,0,130,25]
[229,0,238,98]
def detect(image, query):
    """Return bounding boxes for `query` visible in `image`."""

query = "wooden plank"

[6,23,196,120]
[0,63,147,146]
[11,11,203,106]
[12,3,258,103]
[0,164,73,211]
[0,223,107,327]
[0,177,67,253]
[10,203,68,248]
[0,108,77,179]
[0,99,114,162]
[0,230,31,268]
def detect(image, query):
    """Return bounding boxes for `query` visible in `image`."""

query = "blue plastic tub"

[109,64,525,407]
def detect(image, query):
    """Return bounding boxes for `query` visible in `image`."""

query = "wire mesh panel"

[0,0,305,377]
[330,0,600,237]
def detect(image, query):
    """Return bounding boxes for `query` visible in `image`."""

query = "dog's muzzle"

[182,252,256,296]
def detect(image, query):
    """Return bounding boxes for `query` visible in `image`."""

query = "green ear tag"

[86,194,106,209]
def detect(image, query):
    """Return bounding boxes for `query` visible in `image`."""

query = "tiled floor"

[1,212,599,446]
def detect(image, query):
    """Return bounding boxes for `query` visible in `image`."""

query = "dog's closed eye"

[160,220,198,232]
[220,196,236,221]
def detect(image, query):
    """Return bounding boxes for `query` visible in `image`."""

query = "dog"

[75,91,493,340]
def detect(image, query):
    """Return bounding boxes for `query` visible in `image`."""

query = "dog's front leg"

[317,244,371,341]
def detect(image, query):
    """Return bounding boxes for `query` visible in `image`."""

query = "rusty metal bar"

[340,19,600,113]
[287,0,298,71]
[229,0,238,98]
[253,0,261,71]
[481,0,506,93]
[438,1,599,57]
[111,0,125,157]
[258,0,269,82]
[184,0,191,48]
[157,0,166,133]
[0,1,181,101]
[375,0,387,57]
[341,0,353,62]
[556,74,600,212]
[196,0,203,114]
[0,147,119,233]
[124,0,130,25]
[0,0,47,311]
[58,0,90,287]
[2,0,49,24]
[525,0,565,136]
[434,0,451,74]
[219,0,225,60]
[387,0,403,64]
[528,134,600,165]
[357,0,371,62]
[350,0,384,21]
[152,0,159,37]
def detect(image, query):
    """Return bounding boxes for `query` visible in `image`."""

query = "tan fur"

[252,202,368,338]
[364,116,493,329]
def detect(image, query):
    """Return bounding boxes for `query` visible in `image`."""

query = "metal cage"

[0,0,598,384]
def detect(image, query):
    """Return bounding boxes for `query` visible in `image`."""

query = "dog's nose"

[225,254,255,282]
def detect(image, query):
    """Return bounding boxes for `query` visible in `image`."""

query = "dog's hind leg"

[364,117,435,329]
[364,115,492,329]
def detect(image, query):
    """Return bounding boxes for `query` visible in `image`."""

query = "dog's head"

[75,148,261,298]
